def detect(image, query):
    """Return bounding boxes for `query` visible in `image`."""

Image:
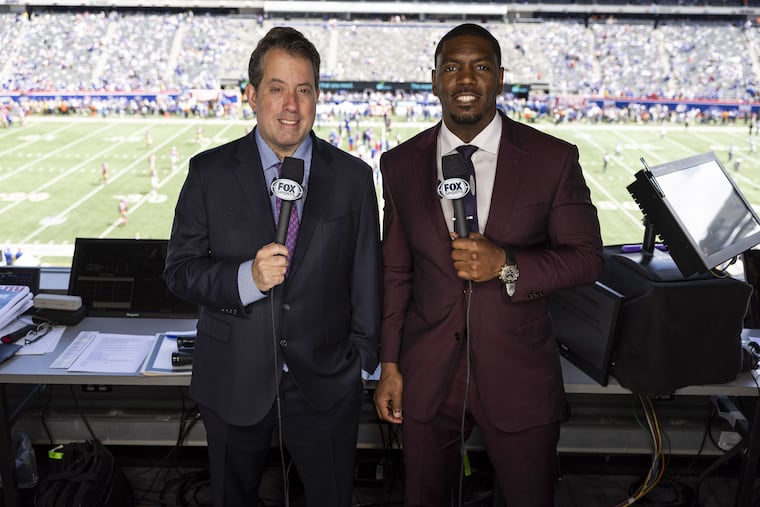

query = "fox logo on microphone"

[437,178,470,200]
[271,178,304,201]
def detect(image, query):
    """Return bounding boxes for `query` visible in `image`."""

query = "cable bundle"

[613,394,667,506]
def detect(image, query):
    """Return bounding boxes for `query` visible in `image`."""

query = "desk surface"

[0,317,758,396]
[0,317,197,386]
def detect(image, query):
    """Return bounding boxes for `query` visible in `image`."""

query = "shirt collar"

[439,112,502,156]
[254,128,313,171]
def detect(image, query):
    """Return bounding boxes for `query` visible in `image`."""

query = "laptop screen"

[550,281,623,386]
[68,238,197,318]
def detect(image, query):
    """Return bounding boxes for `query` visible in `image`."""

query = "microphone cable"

[270,285,290,507]
[457,279,474,507]
[267,156,303,507]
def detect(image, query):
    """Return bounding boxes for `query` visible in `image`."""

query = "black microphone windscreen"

[280,156,305,184]
[273,157,305,246]
[442,152,468,180]
[440,152,470,238]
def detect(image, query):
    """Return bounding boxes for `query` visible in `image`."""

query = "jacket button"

[279,339,287,347]
[282,303,291,311]
[455,333,461,342]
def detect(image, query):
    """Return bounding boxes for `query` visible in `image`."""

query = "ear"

[431,69,439,97]
[244,83,257,112]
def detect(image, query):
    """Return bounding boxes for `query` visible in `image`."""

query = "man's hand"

[373,362,404,424]
[450,232,506,282]
[251,243,290,292]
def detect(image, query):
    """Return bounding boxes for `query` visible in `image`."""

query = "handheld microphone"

[271,157,305,245]
[439,152,471,238]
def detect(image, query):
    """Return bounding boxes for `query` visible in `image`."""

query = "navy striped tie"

[274,162,300,267]
[456,145,479,233]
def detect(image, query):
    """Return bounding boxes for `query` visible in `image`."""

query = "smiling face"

[432,34,504,143]
[245,48,319,159]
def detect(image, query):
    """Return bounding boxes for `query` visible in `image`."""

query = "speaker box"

[598,247,752,394]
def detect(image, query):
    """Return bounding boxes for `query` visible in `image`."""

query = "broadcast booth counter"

[4,151,760,506]
[3,316,760,507]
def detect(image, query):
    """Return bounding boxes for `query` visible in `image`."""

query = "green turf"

[1,115,759,266]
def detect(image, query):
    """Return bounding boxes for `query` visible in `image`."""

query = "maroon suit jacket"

[379,112,603,432]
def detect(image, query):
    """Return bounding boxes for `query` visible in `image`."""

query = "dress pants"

[401,345,560,507]
[200,371,363,507]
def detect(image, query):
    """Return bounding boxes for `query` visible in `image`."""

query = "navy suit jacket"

[165,130,382,426]
[379,112,603,432]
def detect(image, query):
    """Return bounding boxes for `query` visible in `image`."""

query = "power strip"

[33,294,83,311]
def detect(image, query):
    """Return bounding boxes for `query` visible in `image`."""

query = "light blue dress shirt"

[237,130,312,305]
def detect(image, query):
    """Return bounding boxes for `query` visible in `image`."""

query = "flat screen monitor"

[68,238,198,318]
[550,281,623,386]
[627,151,760,278]
[0,267,40,294]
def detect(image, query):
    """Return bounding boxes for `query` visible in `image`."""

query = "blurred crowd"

[1,12,759,125]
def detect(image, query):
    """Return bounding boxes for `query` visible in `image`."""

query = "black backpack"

[35,440,133,507]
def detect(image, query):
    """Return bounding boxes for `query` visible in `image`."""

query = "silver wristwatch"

[498,248,519,297]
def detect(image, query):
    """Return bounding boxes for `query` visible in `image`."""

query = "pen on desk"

[1,324,37,344]
[620,244,669,253]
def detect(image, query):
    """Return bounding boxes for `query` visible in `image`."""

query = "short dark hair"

[434,23,501,68]
[248,26,321,89]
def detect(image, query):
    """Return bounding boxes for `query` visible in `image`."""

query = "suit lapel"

[232,131,276,241]
[287,135,335,278]
[412,124,456,251]
[484,114,529,239]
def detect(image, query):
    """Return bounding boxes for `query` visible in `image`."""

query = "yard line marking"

[0,121,116,180]
[0,122,83,152]
[547,126,644,230]
[98,123,239,237]
[19,123,195,243]
[0,123,132,215]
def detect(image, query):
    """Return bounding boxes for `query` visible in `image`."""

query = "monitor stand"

[610,217,694,282]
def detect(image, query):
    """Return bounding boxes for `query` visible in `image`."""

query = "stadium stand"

[1,2,760,123]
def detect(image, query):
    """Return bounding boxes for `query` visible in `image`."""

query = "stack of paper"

[50,331,155,374]
[0,285,33,329]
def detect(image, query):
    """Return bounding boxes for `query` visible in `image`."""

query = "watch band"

[505,247,515,266]
[499,247,519,297]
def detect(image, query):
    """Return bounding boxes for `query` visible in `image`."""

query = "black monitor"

[0,267,40,294]
[626,151,760,279]
[68,238,198,318]
[550,281,623,386]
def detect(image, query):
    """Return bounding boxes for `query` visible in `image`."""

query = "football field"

[2,115,760,266]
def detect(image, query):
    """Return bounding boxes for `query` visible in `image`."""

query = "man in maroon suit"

[374,24,603,506]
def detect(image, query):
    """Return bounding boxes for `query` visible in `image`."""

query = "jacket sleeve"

[509,144,604,302]
[164,154,248,315]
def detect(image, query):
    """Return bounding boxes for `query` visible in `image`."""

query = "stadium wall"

[4,89,760,118]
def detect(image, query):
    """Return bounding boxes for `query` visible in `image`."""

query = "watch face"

[500,265,519,283]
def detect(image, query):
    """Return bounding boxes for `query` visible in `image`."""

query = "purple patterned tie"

[274,162,300,264]
[456,145,479,233]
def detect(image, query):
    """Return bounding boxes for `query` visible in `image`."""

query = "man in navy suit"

[165,27,382,507]
[374,24,603,506]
